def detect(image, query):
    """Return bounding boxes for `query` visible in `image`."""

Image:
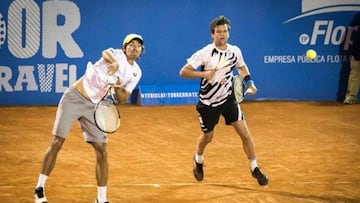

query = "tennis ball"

[306,49,317,60]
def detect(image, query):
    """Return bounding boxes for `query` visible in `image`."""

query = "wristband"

[243,75,251,82]
[243,75,254,86]
[245,79,254,86]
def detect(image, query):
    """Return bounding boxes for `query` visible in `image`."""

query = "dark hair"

[210,15,231,34]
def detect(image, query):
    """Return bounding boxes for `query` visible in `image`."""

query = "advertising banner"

[1,0,359,105]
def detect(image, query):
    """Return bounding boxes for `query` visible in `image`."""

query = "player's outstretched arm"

[102,49,119,75]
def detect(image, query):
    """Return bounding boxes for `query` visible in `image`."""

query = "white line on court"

[0,181,356,189]
[76,181,356,188]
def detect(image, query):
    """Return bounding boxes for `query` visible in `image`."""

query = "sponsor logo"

[0,0,82,94]
[263,0,360,65]
[283,0,360,24]
[283,0,360,47]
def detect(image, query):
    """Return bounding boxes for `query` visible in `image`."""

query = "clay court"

[0,101,359,203]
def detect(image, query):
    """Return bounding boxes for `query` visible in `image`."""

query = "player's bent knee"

[203,132,214,143]
[50,135,65,150]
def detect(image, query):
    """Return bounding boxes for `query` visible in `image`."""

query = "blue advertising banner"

[0,0,359,105]
[138,84,199,106]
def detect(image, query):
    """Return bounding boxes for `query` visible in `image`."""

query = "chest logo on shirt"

[211,49,237,70]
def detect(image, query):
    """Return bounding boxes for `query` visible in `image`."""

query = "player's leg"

[224,102,268,186]
[90,142,109,203]
[34,135,65,203]
[232,120,269,186]
[195,131,214,158]
[231,120,256,159]
[34,87,81,202]
[79,103,109,203]
[192,131,213,181]
[193,103,220,181]
[39,135,66,175]
[37,87,83,177]
[344,56,360,104]
[223,101,256,159]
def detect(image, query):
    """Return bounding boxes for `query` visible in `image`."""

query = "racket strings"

[94,84,121,133]
[94,101,120,133]
[232,75,244,103]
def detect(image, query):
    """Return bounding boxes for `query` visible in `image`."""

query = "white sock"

[36,174,48,188]
[195,153,204,164]
[97,186,107,203]
[249,157,258,172]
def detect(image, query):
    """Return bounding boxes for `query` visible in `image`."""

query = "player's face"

[124,40,143,62]
[212,24,229,48]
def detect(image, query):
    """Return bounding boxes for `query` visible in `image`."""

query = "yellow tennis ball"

[306,49,317,60]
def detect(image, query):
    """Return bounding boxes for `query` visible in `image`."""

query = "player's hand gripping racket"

[232,75,257,103]
[94,85,121,133]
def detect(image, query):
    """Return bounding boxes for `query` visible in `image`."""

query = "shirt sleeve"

[235,46,247,68]
[186,48,205,69]
[111,48,126,62]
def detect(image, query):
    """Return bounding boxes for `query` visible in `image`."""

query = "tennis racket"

[232,75,245,103]
[94,85,121,133]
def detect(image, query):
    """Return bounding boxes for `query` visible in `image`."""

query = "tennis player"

[34,34,144,203]
[179,16,268,185]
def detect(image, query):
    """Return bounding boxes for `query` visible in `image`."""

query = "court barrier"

[132,84,199,106]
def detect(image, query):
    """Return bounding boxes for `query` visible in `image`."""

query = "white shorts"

[52,87,108,143]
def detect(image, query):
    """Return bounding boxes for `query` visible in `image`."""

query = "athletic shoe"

[193,156,204,181]
[344,97,357,104]
[34,187,48,203]
[94,199,109,203]
[251,167,269,186]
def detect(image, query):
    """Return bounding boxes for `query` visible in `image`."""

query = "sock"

[97,186,107,202]
[36,174,48,188]
[249,157,258,172]
[195,153,204,164]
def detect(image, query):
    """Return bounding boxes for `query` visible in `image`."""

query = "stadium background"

[0,0,360,105]
[0,1,359,202]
